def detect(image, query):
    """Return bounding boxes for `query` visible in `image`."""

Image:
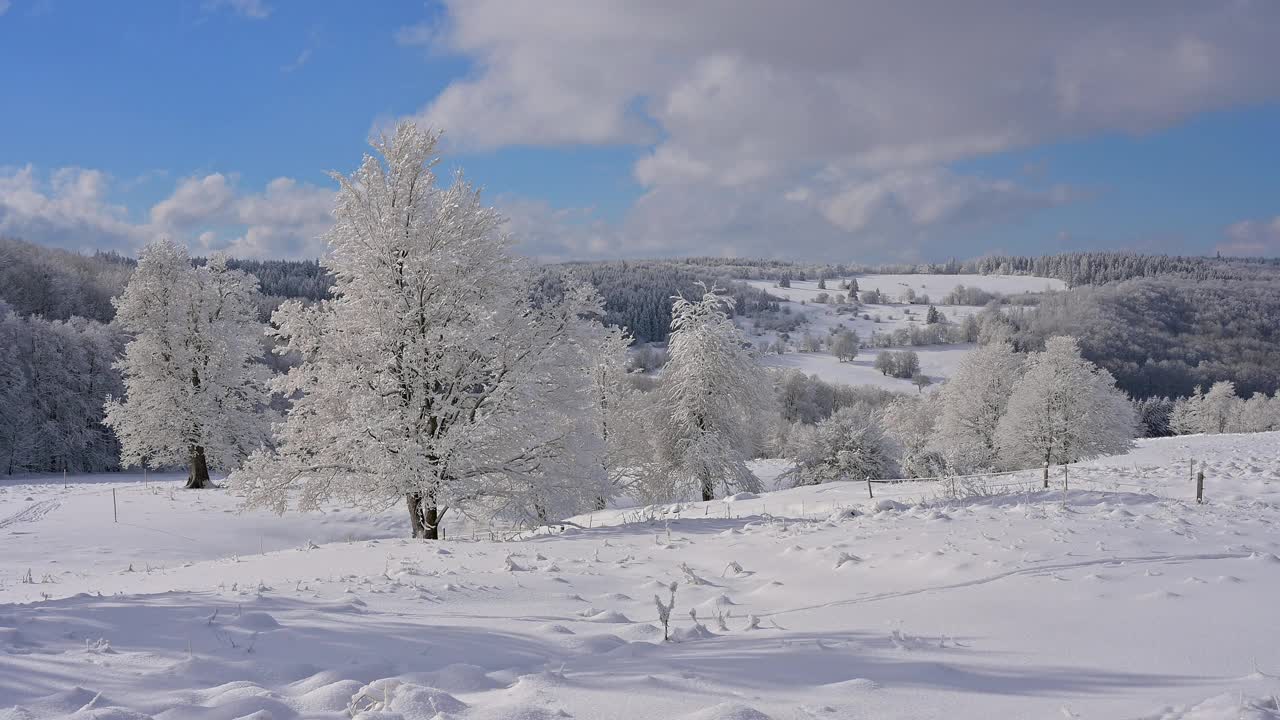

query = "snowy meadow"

[3,433,1280,719]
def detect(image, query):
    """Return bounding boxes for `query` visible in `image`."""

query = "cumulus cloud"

[0,165,334,259]
[417,2,1278,175]
[1218,217,1280,257]
[401,1,1280,258]
[0,166,148,252]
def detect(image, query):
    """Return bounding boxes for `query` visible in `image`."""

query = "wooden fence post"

[866,476,874,499]
[1043,462,1049,490]
[1196,463,1204,504]
[112,489,118,523]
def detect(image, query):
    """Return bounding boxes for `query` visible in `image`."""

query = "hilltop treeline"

[555,260,782,343]
[993,277,1280,398]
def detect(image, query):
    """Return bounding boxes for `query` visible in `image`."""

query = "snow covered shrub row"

[774,337,1139,485]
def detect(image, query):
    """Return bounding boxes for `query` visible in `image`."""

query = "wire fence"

[3,457,1220,547]
[539,457,1219,537]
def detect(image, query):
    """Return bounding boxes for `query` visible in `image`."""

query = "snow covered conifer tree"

[994,336,1136,470]
[230,123,619,538]
[1169,387,1206,435]
[649,286,774,501]
[104,239,272,488]
[935,342,1024,473]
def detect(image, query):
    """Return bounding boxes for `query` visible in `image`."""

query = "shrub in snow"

[104,240,273,489]
[655,581,677,642]
[883,395,945,478]
[784,404,896,486]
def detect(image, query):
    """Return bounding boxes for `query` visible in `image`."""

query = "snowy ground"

[743,274,1063,391]
[4,432,1280,719]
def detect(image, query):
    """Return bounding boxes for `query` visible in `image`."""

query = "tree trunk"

[423,504,439,540]
[700,472,714,502]
[407,493,426,538]
[185,446,211,489]
[406,493,440,540]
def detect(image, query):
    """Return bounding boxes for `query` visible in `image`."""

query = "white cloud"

[395,1,1280,259]
[281,48,311,73]
[414,2,1280,180]
[0,1,11,17]
[204,0,270,20]
[1218,217,1280,257]
[0,165,334,259]
[0,166,148,253]
[149,173,236,228]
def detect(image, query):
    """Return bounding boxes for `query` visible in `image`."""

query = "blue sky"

[1,1,1278,261]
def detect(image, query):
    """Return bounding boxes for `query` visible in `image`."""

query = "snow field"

[2,432,1280,719]
[743,273,1063,391]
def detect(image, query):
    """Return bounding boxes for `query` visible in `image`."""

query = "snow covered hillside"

[744,273,1064,391]
[3,431,1280,719]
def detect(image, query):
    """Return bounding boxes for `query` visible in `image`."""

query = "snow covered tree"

[104,239,271,488]
[883,394,944,478]
[911,373,933,393]
[785,404,895,486]
[934,342,1024,473]
[230,124,620,538]
[1169,387,1205,435]
[995,336,1136,469]
[1134,396,1175,437]
[830,331,858,362]
[874,350,920,379]
[648,286,774,501]
[573,309,647,509]
[926,305,941,324]
[1231,392,1280,433]
[1200,381,1239,434]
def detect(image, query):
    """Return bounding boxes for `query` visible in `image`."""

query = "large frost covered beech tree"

[995,336,1136,469]
[230,123,622,539]
[650,287,774,501]
[103,239,272,489]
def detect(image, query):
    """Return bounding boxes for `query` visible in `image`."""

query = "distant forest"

[2,234,1279,474]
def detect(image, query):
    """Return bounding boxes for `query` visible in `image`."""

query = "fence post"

[866,476,874,499]
[63,469,67,489]
[1196,463,1204,504]
[112,489,118,523]
[1063,464,1069,493]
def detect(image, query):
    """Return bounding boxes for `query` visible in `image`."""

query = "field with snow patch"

[744,273,1064,391]
[3,432,1280,719]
